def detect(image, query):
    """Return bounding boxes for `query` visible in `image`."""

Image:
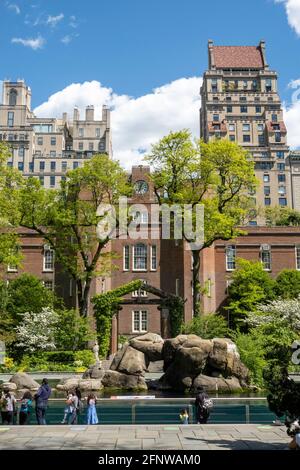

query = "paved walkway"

[0,424,290,450]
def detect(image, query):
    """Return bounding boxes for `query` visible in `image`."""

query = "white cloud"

[69,15,78,28]
[11,35,45,50]
[7,3,20,14]
[61,33,78,45]
[46,13,64,27]
[275,0,300,36]
[34,77,202,168]
[283,79,300,148]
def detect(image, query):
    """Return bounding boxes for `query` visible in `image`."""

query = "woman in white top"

[0,390,16,425]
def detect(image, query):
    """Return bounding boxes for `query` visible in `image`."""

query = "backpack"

[202,398,213,410]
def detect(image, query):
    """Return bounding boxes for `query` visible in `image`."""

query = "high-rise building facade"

[0,80,112,188]
[200,41,291,220]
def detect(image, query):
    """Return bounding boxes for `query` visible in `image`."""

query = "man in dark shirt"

[195,386,210,424]
[34,378,51,425]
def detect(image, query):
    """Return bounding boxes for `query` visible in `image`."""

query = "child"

[86,394,98,425]
[19,391,33,425]
[61,392,76,424]
[179,408,189,425]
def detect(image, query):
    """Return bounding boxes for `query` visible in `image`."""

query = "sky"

[0,0,300,167]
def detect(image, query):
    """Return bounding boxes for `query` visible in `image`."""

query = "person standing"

[34,378,51,425]
[86,394,98,425]
[0,389,16,425]
[195,386,212,424]
[19,391,33,425]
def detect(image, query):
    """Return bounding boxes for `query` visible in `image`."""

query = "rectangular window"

[78,142,84,150]
[229,135,235,142]
[151,245,157,271]
[7,112,14,127]
[44,280,53,290]
[240,96,247,102]
[133,244,147,271]
[241,106,248,113]
[50,151,56,158]
[89,142,94,151]
[279,197,287,206]
[50,161,56,171]
[228,124,235,131]
[50,176,55,187]
[258,134,265,145]
[227,106,232,113]
[255,106,261,113]
[73,161,79,169]
[132,310,148,333]
[277,163,285,171]
[275,132,281,143]
[19,134,25,141]
[261,245,271,270]
[96,128,100,138]
[257,124,264,131]
[243,135,251,143]
[264,186,270,196]
[37,136,43,145]
[18,162,24,171]
[43,247,54,271]
[264,197,271,206]
[296,247,300,270]
[265,79,272,92]
[18,147,25,158]
[79,128,84,137]
[276,151,284,159]
[278,174,286,183]
[39,176,44,186]
[40,161,45,171]
[50,137,56,146]
[62,161,67,172]
[243,124,250,132]
[272,114,278,122]
[8,134,14,141]
[212,114,219,122]
[123,245,130,271]
[278,186,286,195]
[211,78,218,93]
[226,245,236,271]
[29,162,34,172]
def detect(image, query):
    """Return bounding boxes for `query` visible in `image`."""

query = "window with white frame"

[225,245,236,271]
[44,280,53,290]
[150,245,157,271]
[7,263,18,272]
[132,310,148,333]
[261,244,271,271]
[43,246,54,271]
[132,280,147,297]
[296,246,300,270]
[133,244,147,271]
[123,245,130,271]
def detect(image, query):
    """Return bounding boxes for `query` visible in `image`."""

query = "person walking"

[0,389,16,425]
[19,391,33,425]
[86,394,98,425]
[194,386,212,424]
[61,391,78,425]
[34,378,51,425]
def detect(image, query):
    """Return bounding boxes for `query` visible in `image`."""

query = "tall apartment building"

[200,41,290,220]
[0,80,112,188]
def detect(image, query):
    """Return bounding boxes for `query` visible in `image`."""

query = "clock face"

[134,180,149,194]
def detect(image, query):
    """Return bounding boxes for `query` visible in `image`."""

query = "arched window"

[9,89,17,106]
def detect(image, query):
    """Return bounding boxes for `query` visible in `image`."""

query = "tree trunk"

[77,278,91,317]
[192,249,201,317]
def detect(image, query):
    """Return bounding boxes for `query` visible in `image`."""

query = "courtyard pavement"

[0,423,291,450]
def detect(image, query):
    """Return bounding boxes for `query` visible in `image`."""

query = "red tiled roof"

[213,46,264,69]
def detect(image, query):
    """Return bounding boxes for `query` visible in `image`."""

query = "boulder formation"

[9,372,40,390]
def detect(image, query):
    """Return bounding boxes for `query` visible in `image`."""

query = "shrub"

[275,270,300,299]
[74,350,94,367]
[181,314,228,339]
[54,309,95,351]
[232,330,266,387]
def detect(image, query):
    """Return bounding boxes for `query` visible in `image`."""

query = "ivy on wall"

[92,280,185,357]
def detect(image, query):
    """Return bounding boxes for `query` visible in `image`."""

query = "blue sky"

[1,0,300,166]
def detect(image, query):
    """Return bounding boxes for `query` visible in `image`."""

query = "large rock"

[78,379,103,391]
[56,377,80,391]
[162,336,213,390]
[162,335,188,370]
[129,333,163,362]
[192,374,242,393]
[82,364,105,380]
[102,370,147,390]
[0,382,17,392]
[207,338,249,383]
[117,346,149,376]
[110,343,129,371]
[9,372,40,390]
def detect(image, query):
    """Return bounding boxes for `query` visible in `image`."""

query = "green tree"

[54,309,95,350]
[6,273,56,323]
[232,330,266,387]
[181,314,228,339]
[13,154,131,316]
[265,206,300,226]
[226,259,276,325]
[275,269,300,299]
[146,131,257,316]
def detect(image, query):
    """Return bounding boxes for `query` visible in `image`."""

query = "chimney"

[73,107,79,121]
[102,105,110,128]
[208,39,215,70]
[85,105,94,121]
[259,40,268,69]
[62,112,68,123]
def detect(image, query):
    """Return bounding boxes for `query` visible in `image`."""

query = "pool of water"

[2,398,278,426]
